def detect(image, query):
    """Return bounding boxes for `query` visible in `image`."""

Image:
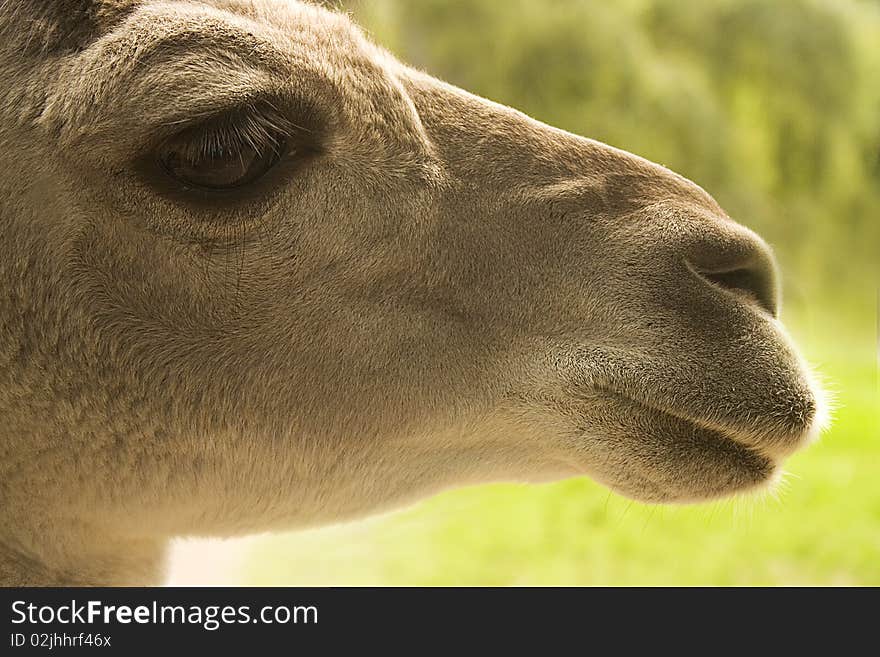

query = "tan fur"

[0,0,825,585]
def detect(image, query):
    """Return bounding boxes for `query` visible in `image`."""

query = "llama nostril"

[699,262,779,317]
[685,223,781,318]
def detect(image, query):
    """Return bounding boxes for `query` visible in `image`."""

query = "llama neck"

[0,522,167,586]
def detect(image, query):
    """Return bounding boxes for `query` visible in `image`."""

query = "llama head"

[0,0,825,557]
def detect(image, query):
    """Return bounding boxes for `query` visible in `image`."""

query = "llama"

[0,0,825,585]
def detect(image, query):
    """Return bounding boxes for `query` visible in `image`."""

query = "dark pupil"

[161,143,279,190]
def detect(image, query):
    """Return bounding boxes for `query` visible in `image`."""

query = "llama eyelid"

[146,95,325,158]
[155,116,289,192]
[133,102,322,211]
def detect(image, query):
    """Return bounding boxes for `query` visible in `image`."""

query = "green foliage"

[242,0,879,585]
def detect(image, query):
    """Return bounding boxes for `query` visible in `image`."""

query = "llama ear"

[2,1,132,54]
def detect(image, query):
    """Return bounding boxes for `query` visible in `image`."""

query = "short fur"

[0,0,825,585]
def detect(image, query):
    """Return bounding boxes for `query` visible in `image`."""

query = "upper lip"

[593,383,815,460]
[596,384,739,435]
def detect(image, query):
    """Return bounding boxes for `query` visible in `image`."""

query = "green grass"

[242,306,879,586]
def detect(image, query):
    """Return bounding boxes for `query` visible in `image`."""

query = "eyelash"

[128,97,328,238]
[163,104,296,163]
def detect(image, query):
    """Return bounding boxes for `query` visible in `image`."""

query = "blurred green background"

[239,0,879,585]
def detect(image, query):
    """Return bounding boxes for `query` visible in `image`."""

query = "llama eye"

[157,137,286,191]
